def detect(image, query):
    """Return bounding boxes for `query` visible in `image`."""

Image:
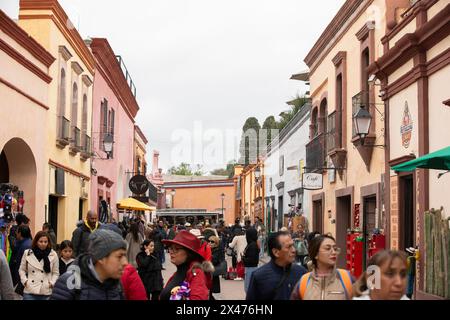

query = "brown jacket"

[290,268,352,300]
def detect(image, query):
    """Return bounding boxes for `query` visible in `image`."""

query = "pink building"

[88,38,138,221]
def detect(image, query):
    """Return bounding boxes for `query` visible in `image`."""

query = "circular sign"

[129,175,150,194]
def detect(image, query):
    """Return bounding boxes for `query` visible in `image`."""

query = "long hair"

[129,222,140,242]
[353,250,408,297]
[31,231,51,250]
[308,234,336,268]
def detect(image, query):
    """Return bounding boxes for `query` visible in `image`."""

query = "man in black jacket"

[246,231,307,300]
[51,229,127,300]
[71,211,102,257]
[242,227,259,294]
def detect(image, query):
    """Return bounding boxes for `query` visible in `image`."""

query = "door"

[363,196,377,268]
[313,199,323,234]
[278,196,284,230]
[78,198,84,221]
[336,196,351,268]
[48,195,59,239]
[400,175,415,251]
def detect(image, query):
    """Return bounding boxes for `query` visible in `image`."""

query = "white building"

[264,103,311,232]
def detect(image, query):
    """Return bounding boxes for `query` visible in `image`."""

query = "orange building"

[159,175,235,225]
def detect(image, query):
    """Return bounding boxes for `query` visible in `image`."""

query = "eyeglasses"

[208,241,215,244]
[321,246,341,254]
[168,246,184,253]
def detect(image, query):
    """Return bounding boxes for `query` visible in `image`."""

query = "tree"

[168,163,204,176]
[277,94,310,130]
[262,115,279,154]
[210,160,237,178]
[238,117,261,166]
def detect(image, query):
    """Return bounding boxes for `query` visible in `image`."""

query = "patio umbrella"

[117,197,155,211]
[391,146,450,172]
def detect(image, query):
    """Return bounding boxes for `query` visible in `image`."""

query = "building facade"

[0,10,54,234]
[18,0,95,241]
[263,104,311,233]
[303,0,389,269]
[89,38,138,223]
[368,0,450,299]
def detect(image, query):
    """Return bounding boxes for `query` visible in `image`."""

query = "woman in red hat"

[159,230,214,300]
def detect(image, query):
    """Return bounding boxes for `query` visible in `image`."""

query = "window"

[100,99,108,150]
[82,94,88,151]
[327,112,336,153]
[57,68,67,139]
[71,83,78,146]
[311,108,318,139]
[279,156,284,176]
[336,74,343,148]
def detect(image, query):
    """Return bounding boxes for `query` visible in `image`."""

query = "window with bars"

[327,112,336,153]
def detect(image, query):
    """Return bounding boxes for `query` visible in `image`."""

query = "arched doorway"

[0,138,37,226]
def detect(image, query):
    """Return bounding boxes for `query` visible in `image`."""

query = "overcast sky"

[2,0,345,173]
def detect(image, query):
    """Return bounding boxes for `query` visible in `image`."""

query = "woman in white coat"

[19,231,59,300]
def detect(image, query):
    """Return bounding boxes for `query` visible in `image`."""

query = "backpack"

[298,269,353,300]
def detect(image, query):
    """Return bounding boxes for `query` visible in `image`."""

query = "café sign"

[302,173,323,190]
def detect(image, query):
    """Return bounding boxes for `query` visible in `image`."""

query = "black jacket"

[136,251,164,294]
[58,258,74,276]
[242,228,259,268]
[71,221,103,257]
[211,246,225,293]
[51,254,124,300]
[246,260,307,300]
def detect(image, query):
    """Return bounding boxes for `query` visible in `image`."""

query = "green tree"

[277,94,310,130]
[261,115,279,154]
[168,163,204,176]
[210,160,237,178]
[238,117,261,166]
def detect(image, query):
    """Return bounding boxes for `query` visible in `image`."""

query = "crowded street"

[0,0,449,307]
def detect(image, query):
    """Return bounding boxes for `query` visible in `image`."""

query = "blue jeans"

[259,236,265,258]
[244,267,258,294]
[23,293,50,300]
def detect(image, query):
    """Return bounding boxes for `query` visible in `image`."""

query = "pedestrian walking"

[353,250,409,300]
[8,214,29,253]
[120,263,147,300]
[254,217,266,259]
[136,239,164,300]
[242,227,259,293]
[159,231,213,300]
[42,223,57,250]
[71,210,102,257]
[0,249,15,300]
[9,224,32,293]
[125,222,144,268]
[58,240,74,275]
[154,220,167,268]
[246,231,307,300]
[208,235,225,300]
[51,229,127,300]
[19,231,59,300]
[290,234,353,300]
[228,229,247,277]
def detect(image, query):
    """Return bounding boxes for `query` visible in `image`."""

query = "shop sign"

[129,175,150,194]
[400,101,413,148]
[302,173,323,190]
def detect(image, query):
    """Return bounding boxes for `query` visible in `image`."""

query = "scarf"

[84,220,98,232]
[32,247,51,273]
[159,261,190,300]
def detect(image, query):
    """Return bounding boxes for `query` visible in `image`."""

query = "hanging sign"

[401,101,413,148]
[302,173,323,190]
[129,175,150,195]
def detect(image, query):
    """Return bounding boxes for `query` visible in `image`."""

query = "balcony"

[306,133,326,172]
[326,112,347,170]
[69,127,81,155]
[56,116,70,149]
[80,135,91,161]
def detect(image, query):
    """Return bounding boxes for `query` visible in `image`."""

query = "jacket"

[164,260,214,300]
[19,249,59,296]
[71,221,103,257]
[211,246,224,293]
[229,235,247,263]
[125,233,143,268]
[9,237,31,286]
[120,264,147,300]
[242,228,259,268]
[59,257,74,275]
[246,260,307,300]
[50,254,124,300]
[136,251,164,294]
[290,268,353,300]
[0,250,15,300]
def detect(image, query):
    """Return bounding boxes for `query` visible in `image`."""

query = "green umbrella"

[391,146,450,172]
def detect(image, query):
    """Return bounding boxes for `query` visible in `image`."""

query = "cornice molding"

[58,45,72,61]
[332,51,347,67]
[82,74,93,87]
[356,21,375,41]
[71,61,83,75]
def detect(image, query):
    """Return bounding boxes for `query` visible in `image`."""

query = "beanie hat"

[88,229,127,263]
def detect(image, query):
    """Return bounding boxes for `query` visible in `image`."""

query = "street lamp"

[220,193,225,220]
[254,167,261,182]
[103,133,114,159]
[353,106,372,145]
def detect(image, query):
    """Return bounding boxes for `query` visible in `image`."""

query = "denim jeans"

[258,236,265,258]
[244,267,258,294]
[23,293,50,300]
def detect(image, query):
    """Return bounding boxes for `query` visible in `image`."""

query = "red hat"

[162,230,204,261]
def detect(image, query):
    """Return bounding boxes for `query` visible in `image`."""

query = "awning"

[117,197,155,211]
[391,146,450,172]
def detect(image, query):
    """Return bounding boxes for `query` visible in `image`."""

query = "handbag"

[213,260,227,277]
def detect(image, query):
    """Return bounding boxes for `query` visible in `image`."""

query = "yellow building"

[134,125,148,176]
[303,0,389,269]
[235,162,265,224]
[18,0,95,242]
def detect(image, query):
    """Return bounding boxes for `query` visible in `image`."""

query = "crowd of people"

[0,212,411,301]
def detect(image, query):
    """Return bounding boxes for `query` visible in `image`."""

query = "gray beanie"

[88,229,127,263]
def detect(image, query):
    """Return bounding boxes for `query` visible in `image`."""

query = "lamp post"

[220,193,225,221]
[254,166,261,183]
[103,133,114,159]
[353,106,372,145]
